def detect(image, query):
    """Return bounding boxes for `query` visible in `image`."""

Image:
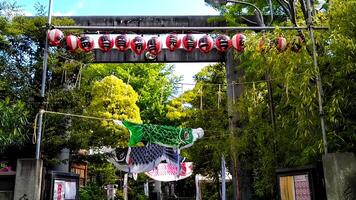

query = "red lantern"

[98,34,114,52]
[290,35,304,52]
[258,37,271,53]
[147,37,162,55]
[198,35,213,53]
[47,29,64,46]
[232,33,246,52]
[66,35,79,51]
[130,36,146,55]
[275,36,288,51]
[115,34,130,52]
[215,34,231,52]
[78,35,94,52]
[182,34,197,52]
[165,34,181,51]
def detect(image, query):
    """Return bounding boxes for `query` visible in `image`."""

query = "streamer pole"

[36,0,53,160]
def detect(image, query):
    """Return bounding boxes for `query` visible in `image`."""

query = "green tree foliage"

[0,2,208,198]
[323,0,356,152]
[81,63,180,124]
[85,75,141,147]
[0,99,28,152]
[79,183,107,200]
[88,75,141,122]
[0,3,74,155]
[182,1,355,198]
[45,62,180,152]
[167,63,232,199]
[232,30,324,198]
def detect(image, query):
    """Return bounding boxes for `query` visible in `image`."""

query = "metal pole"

[123,173,128,200]
[36,0,53,160]
[54,25,328,31]
[221,155,226,200]
[305,0,328,154]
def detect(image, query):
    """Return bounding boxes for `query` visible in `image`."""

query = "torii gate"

[33,0,329,199]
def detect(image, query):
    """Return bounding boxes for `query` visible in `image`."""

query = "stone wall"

[14,159,43,200]
[323,153,356,200]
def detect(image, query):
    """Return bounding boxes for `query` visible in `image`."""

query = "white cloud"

[52,0,84,16]
[76,0,85,9]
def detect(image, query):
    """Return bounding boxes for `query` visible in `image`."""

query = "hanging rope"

[32,110,115,144]
[218,84,222,109]
[199,86,203,110]
[125,70,131,96]
[286,76,290,103]
[43,110,114,121]
[160,85,165,104]
[181,83,184,105]
[31,109,251,143]
[232,81,236,105]
[253,82,257,107]
[75,64,84,88]
[32,112,39,144]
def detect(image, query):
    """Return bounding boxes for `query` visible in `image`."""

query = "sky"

[20,0,219,88]
[20,0,220,16]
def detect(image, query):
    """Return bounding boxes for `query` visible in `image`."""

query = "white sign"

[53,180,77,200]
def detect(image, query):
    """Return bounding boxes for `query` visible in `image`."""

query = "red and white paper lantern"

[182,34,197,52]
[232,33,246,52]
[78,35,94,52]
[66,35,79,51]
[215,34,231,52]
[275,36,288,51]
[147,37,162,55]
[165,34,181,51]
[115,34,130,52]
[98,34,114,52]
[47,29,64,46]
[130,36,146,55]
[198,35,213,53]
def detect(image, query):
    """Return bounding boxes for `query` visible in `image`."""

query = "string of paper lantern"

[48,29,304,54]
